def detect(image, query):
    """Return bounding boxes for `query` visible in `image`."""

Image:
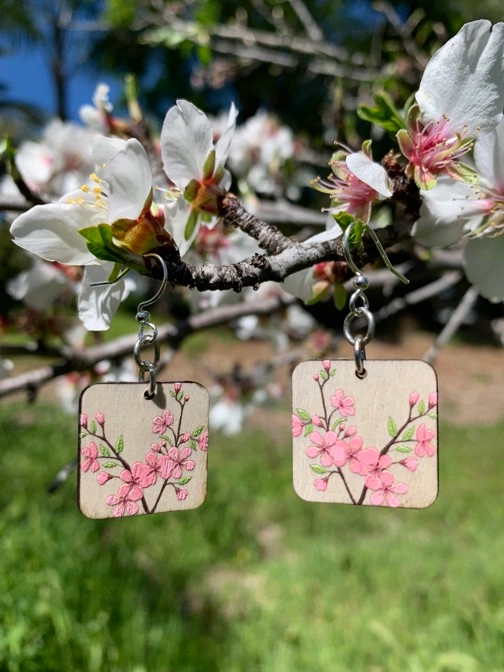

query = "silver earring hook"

[136,253,169,315]
[343,222,409,285]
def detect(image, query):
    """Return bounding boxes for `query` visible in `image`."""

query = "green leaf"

[176,391,185,402]
[189,439,197,451]
[402,427,414,442]
[429,412,437,420]
[418,400,426,415]
[395,446,412,453]
[333,283,347,310]
[89,420,97,434]
[357,91,406,133]
[332,419,345,430]
[99,444,110,457]
[178,477,192,486]
[303,423,314,437]
[115,435,124,454]
[79,226,125,264]
[192,425,205,438]
[296,408,311,423]
[102,462,118,468]
[202,149,216,181]
[320,370,328,382]
[184,210,199,240]
[79,431,88,439]
[387,417,397,438]
[310,464,327,474]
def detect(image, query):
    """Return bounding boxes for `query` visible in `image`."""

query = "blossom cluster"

[292,360,438,507]
[79,384,208,516]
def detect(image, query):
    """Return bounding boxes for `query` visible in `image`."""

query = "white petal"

[78,264,128,330]
[10,203,97,264]
[161,100,213,188]
[215,102,238,170]
[464,235,504,302]
[163,196,195,257]
[92,135,128,167]
[346,152,392,197]
[413,178,484,246]
[417,21,504,135]
[474,118,504,187]
[7,260,71,309]
[103,139,152,222]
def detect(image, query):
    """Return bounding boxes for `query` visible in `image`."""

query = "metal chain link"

[134,309,160,399]
[343,275,375,378]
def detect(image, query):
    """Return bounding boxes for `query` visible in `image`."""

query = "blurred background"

[1,1,504,670]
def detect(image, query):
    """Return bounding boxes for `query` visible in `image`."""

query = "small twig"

[423,286,480,364]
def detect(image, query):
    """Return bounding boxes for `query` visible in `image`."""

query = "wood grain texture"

[78,381,209,519]
[292,360,438,509]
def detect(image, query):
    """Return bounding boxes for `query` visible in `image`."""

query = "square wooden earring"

[292,359,438,509]
[78,381,209,519]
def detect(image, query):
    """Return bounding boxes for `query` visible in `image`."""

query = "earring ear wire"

[342,222,409,285]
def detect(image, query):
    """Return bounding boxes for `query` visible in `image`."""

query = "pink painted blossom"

[198,430,209,451]
[344,425,357,438]
[97,471,112,485]
[181,432,190,444]
[95,412,105,426]
[175,487,188,501]
[314,477,329,492]
[81,442,100,472]
[330,389,356,418]
[414,423,436,457]
[292,414,303,437]
[174,383,182,393]
[313,373,319,382]
[409,392,420,407]
[160,447,196,480]
[322,360,331,372]
[80,413,88,428]
[311,415,323,427]
[150,441,162,453]
[184,395,190,402]
[152,409,175,434]
[105,483,143,517]
[141,452,167,487]
[400,457,418,472]
[368,472,408,507]
[354,447,392,487]
[428,392,438,409]
[119,463,150,497]
[332,435,364,470]
[306,431,339,467]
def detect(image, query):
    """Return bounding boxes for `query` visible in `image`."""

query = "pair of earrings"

[78,229,438,519]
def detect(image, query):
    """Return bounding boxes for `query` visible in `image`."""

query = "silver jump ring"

[134,334,161,371]
[139,362,157,399]
[353,335,367,379]
[349,290,369,314]
[343,308,375,346]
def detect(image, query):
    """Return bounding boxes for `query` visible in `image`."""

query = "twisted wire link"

[343,275,375,378]
[134,310,160,399]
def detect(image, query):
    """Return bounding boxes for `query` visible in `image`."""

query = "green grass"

[1,402,504,672]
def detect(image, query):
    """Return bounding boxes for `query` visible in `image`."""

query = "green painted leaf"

[296,408,311,423]
[310,464,327,474]
[115,435,124,454]
[192,425,205,438]
[303,423,314,437]
[429,412,437,419]
[176,391,184,402]
[178,477,192,486]
[89,420,97,434]
[418,400,426,415]
[79,431,88,439]
[99,444,110,457]
[332,418,345,430]
[395,446,412,453]
[387,417,397,437]
[402,427,414,441]
[320,370,328,381]
[189,439,197,451]
[102,462,118,468]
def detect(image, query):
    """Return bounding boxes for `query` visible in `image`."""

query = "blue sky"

[1,41,123,123]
